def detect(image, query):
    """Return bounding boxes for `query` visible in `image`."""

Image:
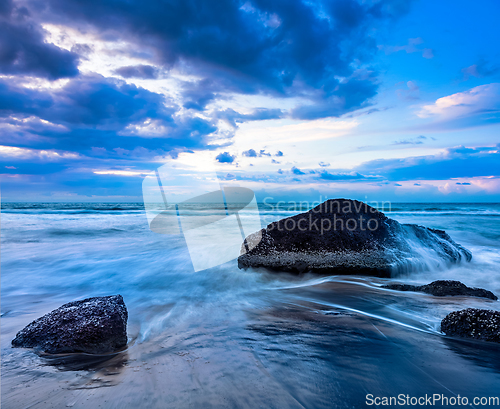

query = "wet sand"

[2,279,500,408]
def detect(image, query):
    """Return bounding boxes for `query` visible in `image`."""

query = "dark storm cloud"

[49,78,172,126]
[0,76,172,126]
[0,0,418,199]
[290,76,379,120]
[180,79,218,111]
[0,0,416,185]
[31,0,412,118]
[0,80,52,115]
[0,0,79,79]
[113,64,159,79]
[0,76,219,155]
[216,108,283,127]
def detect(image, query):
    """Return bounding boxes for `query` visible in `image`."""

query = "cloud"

[0,144,86,176]
[215,163,381,187]
[0,75,223,158]
[379,37,434,59]
[357,144,500,181]
[93,169,148,177]
[392,135,432,145]
[215,151,235,163]
[133,144,500,200]
[33,0,413,118]
[318,161,330,167]
[396,80,420,100]
[113,64,159,79]
[0,75,172,126]
[461,59,500,81]
[242,149,258,158]
[0,0,79,79]
[418,83,500,123]
[291,166,305,175]
[422,48,434,59]
[290,75,378,119]
[181,79,219,111]
[275,151,283,157]
[344,107,387,118]
[241,148,274,158]
[319,170,372,181]
[0,144,80,161]
[216,108,283,127]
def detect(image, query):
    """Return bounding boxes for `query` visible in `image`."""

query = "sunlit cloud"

[93,170,149,177]
[0,145,80,160]
[418,83,500,119]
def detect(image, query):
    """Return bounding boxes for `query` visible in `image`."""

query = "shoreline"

[3,277,500,408]
[2,202,500,407]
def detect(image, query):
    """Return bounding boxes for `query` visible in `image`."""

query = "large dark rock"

[382,280,497,300]
[238,199,471,277]
[12,295,128,354]
[441,309,500,343]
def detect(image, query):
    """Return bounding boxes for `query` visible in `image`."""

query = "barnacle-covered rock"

[441,308,500,343]
[238,199,472,277]
[12,295,128,354]
[383,280,497,300]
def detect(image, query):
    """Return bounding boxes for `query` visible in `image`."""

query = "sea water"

[1,202,500,408]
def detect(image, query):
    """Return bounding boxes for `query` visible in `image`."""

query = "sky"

[1,0,499,202]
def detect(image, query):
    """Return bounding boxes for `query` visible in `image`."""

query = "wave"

[389,211,500,217]
[2,201,499,342]
[1,203,145,214]
[46,227,134,236]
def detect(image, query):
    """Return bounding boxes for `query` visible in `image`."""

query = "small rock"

[441,308,500,343]
[12,295,128,354]
[382,280,497,300]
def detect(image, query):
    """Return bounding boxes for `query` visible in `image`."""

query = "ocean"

[2,202,500,408]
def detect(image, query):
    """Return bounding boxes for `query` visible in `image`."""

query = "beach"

[2,203,500,408]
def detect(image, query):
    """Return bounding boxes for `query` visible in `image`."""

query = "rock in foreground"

[382,280,497,300]
[441,309,500,343]
[12,295,128,354]
[238,199,471,277]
